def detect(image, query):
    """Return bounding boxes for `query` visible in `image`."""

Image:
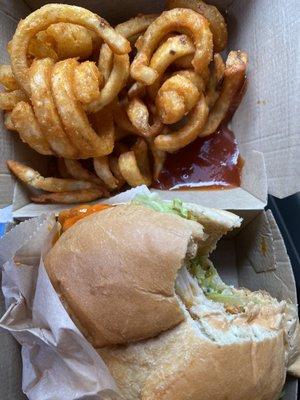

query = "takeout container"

[0,0,299,399]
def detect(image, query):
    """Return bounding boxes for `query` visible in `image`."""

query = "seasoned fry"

[73,61,103,104]
[31,188,106,204]
[0,89,27,110]
[46,22,93,59]
[167,0,228,52]
[98,14,157,81]
[10,101,53,155]
[147,34,195,100]
[84,54,129,112]
[93,156,119,190]
[173,69,206,92]
[154,93,209,152]
[130,8,213,84]
[3,112,15,131]
[51,59,111,158]
[93,104,115,156]
[10,4,130,93]
[0,65,19,90]
[113,101,139,134]
[29,58,78,158]
[64,159,102,185]
[127,97,163,137]
[148,139,166,179]
[28,36,58,60]
[173,54,193,69]
[199,51,247,137]
[7,160,96,192]
[156,74,200,124]
[205,53,225,109]
[118,138,152,187]
[109,155,126,188]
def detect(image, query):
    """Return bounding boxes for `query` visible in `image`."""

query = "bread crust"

[99,315,285,400]
[45,204,204,347]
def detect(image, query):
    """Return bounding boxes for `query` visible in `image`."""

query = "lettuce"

[188,256,264,309]
[132,194,197,221]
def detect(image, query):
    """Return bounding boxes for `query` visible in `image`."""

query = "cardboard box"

[0,1,299,399]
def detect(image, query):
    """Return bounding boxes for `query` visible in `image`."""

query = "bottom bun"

[98,314,285,400]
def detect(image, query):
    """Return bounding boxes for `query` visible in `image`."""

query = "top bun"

[45,204,206,347]
[45,202,241,347]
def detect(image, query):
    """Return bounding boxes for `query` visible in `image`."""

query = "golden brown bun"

[98,314,285,400]
[44,204,204,347]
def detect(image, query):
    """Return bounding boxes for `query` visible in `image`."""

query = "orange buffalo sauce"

[58,203,113,232]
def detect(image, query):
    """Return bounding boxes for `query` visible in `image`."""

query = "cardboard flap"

[236,209,297,303]
[228,0,300,198]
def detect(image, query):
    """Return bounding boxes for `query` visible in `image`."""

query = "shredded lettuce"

[132,193,197,221]
[188,256,265,310]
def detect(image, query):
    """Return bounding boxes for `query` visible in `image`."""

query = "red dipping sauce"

[152,125,243,190]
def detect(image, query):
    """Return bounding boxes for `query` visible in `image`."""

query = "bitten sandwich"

[45,195,300,400]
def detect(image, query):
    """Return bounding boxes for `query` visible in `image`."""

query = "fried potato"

[7,160,96,192]
[0,89,27,111]
[156,74,200,124]
[29,58,78,158]
[10,4,130,94]
[167,0,228,52]
[127,97,163,137]
[73,61,103,105]
[10,101,53,155]
[118,138,152,187]
[31,188,106,204]
[0,65,19,90]
[154,93,209,152]
[199,51,248,137]
[130,8,213,84]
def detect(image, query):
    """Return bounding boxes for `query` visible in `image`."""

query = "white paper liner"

[0,186,151,400]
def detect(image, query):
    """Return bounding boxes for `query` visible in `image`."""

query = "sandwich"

[44,195,300,400]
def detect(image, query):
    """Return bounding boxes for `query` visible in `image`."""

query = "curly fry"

[205,53,225,109]
[113,100,139,134]
[7,160,98,193]
[84,53,129,112]
[51,59,111,158]
[199,51,247,137]
[146,34,195,100]
[131,8,213,84]
[10,4,130,93]
[64,159,102,185]
[173,69,206,92]
[109,156,126,188]
[156,74,200,124]
[167,0,228,52]
[73,61,104,104]
[147,139,166,180]
[10,102,53,155]
[0,65,19,90]
[93,156,120,191]
[0,89,27,111]
[127,97,163,137]
[154,93,209,152]
[28,36,58,61]
[31,188,106,204]
[93,104,115,156]
[46,22,93,59]
[29,58,78,159]
[118,138,152,187]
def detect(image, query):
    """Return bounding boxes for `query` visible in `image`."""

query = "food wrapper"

[0,186,151,400]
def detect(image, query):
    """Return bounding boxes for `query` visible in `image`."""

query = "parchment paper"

[0,186,151,400]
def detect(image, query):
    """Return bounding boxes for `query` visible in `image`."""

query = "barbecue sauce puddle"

[152,125,243,191]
